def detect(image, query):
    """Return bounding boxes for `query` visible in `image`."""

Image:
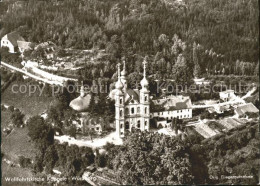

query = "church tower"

[115,63,125,138]
[120,57,127,92]
[140,57,150,131]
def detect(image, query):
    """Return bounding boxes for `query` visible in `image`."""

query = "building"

[35,41,56,59]
[69,85,92,112]
[194,78,210,85]
[109,58,150,138]
[219,90,235,102]
[1,31,25,53]
[82,116,105,135]
[17,41,34,54]
[235,103,259,118]
[151,95,192,120]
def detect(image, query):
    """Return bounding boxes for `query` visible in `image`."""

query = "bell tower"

[115,63,125,138]
[140,56,150,131]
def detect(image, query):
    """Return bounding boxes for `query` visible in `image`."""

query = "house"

[194,78,210,85]
[82,116,105,134]
[235,103,259,118]
[155,118,172,128]
[35,41,57,59]
[219,90,235,102]
[1,31,25,53]
[17,41,34,53]
[151,95,192,120]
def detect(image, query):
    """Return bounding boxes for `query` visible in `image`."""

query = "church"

[109,58,150,138]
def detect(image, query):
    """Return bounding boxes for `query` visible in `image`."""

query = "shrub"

[19,156,31,168]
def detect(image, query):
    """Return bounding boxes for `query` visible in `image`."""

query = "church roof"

[235,103,258,116]
[109,88,140,103]
[125,89,140,102]
[152,95,192,111]
[69,94,92,112]
[5,31,25,47]
[17,41,33,50]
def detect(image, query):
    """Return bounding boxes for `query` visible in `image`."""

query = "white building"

[151,95,192,120]
[219,90,235,102]
[1,31,25,53]
[109,58,150,138]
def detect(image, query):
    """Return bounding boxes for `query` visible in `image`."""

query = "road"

[192,87,257,109]
[1,61,76,86]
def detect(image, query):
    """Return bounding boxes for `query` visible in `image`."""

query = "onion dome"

[69,94,91,112]
[141,57,149,90]
[115,63,123,95]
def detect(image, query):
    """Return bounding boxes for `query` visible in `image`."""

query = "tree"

[27,116,54,150]
[10,110,24,127]
[67,125,77,138]
[172,54,192,86]
[193,42,201,78]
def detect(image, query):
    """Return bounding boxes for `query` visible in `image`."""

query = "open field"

[1,80,54,117]
[1,128,38,163]
[1,163,35,186]
[1,110,12,129]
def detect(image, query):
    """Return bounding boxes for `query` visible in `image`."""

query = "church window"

[126,122,129,129]
[137,107,140,114]
[145,121,147,126]
[120,110,123,117]
[120,98,123,104]
[145,96,148,101]
[137,120,140,128]
[145,107,147,114]
[120,124,123,128]
[131,108,134,114]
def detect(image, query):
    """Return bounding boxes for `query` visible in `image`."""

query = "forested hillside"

[0,0,258,77]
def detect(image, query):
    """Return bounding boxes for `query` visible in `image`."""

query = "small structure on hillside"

[69,84,106,134]
[1,31,25,53]
[219,90,235,102]
[151,95,192,120]
[235,103,259,118]
[17,41,34,54]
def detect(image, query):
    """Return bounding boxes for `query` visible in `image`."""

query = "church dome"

[115,79,123,90]
[69,94,91,112]
[121,69,126,76]
[141,77,149,88]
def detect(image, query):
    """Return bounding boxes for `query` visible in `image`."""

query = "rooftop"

[235,103,259,116]
[69,93,92,112]
[4,31,25,47]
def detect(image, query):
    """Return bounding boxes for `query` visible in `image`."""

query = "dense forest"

[0,0,258,79]
[25,113,258,184]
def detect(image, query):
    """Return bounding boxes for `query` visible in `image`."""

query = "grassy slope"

[1,80,54,117]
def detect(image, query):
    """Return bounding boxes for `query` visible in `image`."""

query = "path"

[192,87,257,109]
[54,132,123,148]
[1,61,77,86]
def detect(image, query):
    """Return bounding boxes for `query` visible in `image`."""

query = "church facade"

[109,58,150,138]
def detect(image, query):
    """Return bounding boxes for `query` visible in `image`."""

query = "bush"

[19,156,31,168]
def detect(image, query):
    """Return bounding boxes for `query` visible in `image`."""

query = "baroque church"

[109,58,150,138]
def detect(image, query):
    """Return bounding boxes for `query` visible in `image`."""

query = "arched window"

[145,121,147,126]
[137,107,140,114]
[145,107,147,114]
[120,110,123,117]
[131,108,134,114]
[120,124,123,128]
[145,96,148,101]
[120,98,123,104]
[137,120,140,128]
